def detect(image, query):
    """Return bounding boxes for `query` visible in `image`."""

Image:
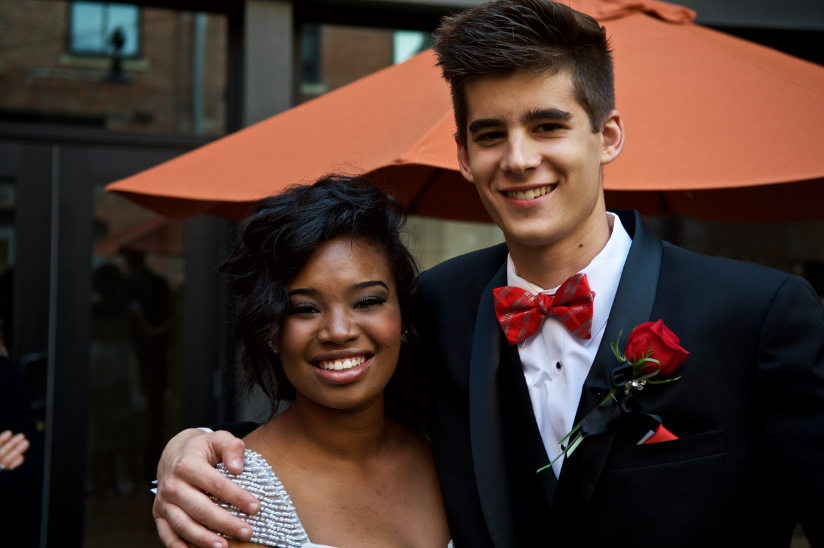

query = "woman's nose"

[319,308,357,343]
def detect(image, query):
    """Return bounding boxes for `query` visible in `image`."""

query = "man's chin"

[501,229,563,250]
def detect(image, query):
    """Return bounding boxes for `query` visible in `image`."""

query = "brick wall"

[320,25,394,92]
[0,0,227,135]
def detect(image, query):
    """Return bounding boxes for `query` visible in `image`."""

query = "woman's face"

[277,236,402,412]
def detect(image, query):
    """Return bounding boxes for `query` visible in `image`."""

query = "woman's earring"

[401,330,409,344]
[268,341,279,354]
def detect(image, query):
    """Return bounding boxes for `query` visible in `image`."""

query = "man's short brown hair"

[433,0,615,145]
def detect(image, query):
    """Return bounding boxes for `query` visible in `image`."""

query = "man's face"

[457,70,623,257]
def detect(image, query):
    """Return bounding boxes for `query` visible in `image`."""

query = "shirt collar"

[505,212,632,346]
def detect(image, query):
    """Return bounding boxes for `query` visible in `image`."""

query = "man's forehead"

[462,70,581,120]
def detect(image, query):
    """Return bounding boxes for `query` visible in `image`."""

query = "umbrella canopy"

[106,0,824,222]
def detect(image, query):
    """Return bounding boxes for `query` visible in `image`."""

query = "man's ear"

[456,135,475,183]
[600,110,625,165]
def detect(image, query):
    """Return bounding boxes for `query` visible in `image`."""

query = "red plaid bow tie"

[493,273,595,345]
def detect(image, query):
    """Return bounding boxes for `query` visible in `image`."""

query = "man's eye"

[536,123,562,133]
[476,131,504,142]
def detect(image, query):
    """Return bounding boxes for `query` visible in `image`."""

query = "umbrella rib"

[657,191,671,215]
[408,169,441,214]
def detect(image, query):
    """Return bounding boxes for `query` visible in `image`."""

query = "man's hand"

[0,430,29,470]
[153,429,259,548]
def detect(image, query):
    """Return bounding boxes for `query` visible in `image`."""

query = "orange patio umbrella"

[106,0,824,222]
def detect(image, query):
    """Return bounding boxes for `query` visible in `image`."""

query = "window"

[393,30,433,64]
[301,24,321,84]
[69,2,140,57]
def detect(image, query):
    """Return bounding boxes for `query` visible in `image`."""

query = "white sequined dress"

[210,449,453,548]
[210,449,333,548]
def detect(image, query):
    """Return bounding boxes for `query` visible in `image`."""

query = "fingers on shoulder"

[155,515,192,548]
[155,512,228,548]
[207,431,246,456]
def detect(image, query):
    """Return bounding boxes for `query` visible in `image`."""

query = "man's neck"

[508,213,613,289]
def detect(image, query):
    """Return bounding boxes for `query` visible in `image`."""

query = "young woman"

[189,175,450,548]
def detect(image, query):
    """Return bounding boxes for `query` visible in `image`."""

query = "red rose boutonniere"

[612,319,689,399]
[538,320,689,472]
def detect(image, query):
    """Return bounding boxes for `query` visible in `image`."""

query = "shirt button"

[555,361,562,370]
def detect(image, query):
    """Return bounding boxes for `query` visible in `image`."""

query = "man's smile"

[504,184,556,201]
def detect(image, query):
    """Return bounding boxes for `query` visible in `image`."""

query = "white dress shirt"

[506,213,632,478]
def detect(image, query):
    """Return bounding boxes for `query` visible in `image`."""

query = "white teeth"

[509,185,550,200]
[317,356,367,371]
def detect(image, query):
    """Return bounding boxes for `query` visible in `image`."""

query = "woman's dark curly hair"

[221,174,419,417]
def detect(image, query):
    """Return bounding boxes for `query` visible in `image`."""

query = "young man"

[153,1,824,547]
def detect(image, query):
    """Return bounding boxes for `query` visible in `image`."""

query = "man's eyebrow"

[523,108,573,124]
[468,108,573,134]
[467,118,502,134]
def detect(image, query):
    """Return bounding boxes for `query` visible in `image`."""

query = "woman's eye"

[355,295,387,309]
[288,303,318,315]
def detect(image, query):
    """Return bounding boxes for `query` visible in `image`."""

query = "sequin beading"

[209,449,310,547]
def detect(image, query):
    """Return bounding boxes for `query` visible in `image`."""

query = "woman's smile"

[315,355,369,371]
[312,355,372,385]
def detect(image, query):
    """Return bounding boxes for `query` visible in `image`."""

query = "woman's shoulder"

[211,449,311,548]
[389,420,435,458]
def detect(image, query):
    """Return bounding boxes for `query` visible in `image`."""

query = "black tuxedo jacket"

[412,210,824,547]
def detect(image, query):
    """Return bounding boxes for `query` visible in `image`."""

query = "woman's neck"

[254,395,397,464]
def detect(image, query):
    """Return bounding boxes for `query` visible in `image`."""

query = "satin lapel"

[550,211,664,525]
[469,263,521,548]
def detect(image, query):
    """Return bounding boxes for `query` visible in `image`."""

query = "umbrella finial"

[567,0,696,24]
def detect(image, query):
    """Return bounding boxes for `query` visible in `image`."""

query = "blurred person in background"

[0,323,44,547]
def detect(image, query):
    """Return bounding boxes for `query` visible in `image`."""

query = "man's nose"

[502,134,541,174]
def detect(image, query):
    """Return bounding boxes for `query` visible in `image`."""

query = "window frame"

[68,1,142,58]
